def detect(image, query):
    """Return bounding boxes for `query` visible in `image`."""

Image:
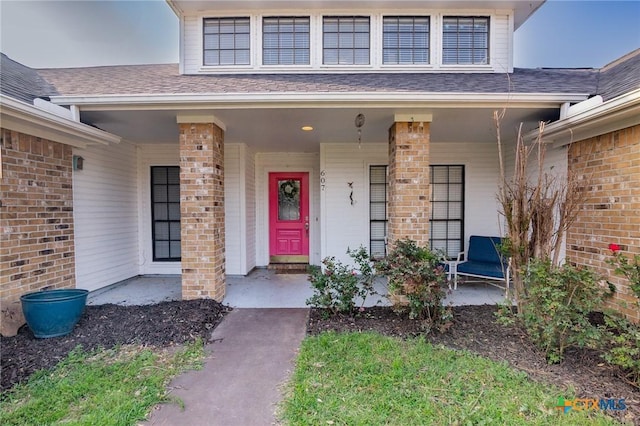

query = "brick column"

[179,123,225,301]
[388,121,431,246]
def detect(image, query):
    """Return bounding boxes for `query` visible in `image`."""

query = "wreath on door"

[280,180,299,200]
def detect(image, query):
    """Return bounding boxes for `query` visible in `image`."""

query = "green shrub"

[607,243,640,301]
[306,246,376,316]
[520,258,613,363]
[601,312,640,388]
[376,238,450,327]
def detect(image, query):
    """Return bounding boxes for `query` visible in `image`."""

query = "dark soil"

[1,299,229,392]
[2,302,637,424]
[309,305,639,425]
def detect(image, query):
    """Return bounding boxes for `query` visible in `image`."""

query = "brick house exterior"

[567,125,640,322]
[1,55,121,334]
[537,50,640,322]
[1,1,639,330]
[1,130,76,302]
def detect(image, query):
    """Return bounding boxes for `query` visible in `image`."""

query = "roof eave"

[165,0,183,18]
[50,92,589,111]
[531,88,640,146]
[165,1,545,29]
[0,95,122,148]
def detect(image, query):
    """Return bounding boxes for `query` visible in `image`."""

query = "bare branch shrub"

[495,112,584,313]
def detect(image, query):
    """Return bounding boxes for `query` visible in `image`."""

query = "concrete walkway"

[93,272,506,424]
[144,308,309,426]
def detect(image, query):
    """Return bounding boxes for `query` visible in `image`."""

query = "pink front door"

[269,172,309,263]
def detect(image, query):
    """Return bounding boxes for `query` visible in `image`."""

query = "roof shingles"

[1,54,59,103]
[36,64,601,98]
[2,48,634,101]
[596,48,640,101]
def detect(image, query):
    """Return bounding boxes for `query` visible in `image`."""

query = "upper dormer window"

[323,16,370,65]
[383,16,430,65]
[203,17,251,66]
[442,16,489,65]
[263,17,310,65]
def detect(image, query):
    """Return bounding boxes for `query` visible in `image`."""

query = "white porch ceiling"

[80,106,558,150]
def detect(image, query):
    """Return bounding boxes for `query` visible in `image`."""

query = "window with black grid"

[383,16,430,65]
[263,17,310,65]
[151,167,181,261]
[323,16,370,65]
[203,17,251,66]
[370,166,388,258]
[430,165,464,259]
[442,16,489,65]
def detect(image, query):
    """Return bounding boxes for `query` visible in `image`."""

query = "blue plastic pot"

[20,289,89,338]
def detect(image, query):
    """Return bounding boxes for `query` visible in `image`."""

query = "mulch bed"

[1,299,230,392]
[1,301,637,424]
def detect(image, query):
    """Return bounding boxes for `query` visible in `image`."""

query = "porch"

[87,269,508,308]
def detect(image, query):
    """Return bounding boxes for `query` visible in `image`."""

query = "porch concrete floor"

[87,268,508,307]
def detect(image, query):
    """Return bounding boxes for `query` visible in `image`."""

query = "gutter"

[0,95,122,148]
[528,88,640,146]
[49,92,590,111]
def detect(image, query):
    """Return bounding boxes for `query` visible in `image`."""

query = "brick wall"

[387,122,431,246]
[0,129,76,305]
[179,123,226,301]
[567,124,640,322]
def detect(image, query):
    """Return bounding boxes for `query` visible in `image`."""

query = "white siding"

[319,141,503,264]
[183,16,200,75]
[137,144,181,275]
[255,152,320,266]
[320,143,388,266]
[73,142,139,291]
[491,13,512,72]
[225,143,257,275]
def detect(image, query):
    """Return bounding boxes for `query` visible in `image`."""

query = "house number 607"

[320,170,326,191]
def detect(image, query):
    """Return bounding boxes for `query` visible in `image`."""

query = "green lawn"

[0,341,204,426]
[280,332,617,425]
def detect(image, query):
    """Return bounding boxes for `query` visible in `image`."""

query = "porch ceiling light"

[301,125,314,131]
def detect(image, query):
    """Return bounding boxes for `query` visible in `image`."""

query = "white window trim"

[259,15,314,68]
[199,14,255,70]
[194,9,505,73]
[377,13,433,69]
[440,15,491,67]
